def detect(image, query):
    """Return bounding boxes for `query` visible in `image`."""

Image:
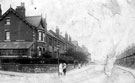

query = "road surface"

[0,65,134,83]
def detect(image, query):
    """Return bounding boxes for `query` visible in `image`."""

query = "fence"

[1,63,75,73]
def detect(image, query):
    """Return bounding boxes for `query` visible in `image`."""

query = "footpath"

[0,64,94,77]
[55,64,106,83]
[1,64,135,83]
[115,65,135,79]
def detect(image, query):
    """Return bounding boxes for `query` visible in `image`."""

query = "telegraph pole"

[57,45,60,76]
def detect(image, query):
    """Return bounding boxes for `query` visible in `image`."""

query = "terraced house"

[46,27,76,59]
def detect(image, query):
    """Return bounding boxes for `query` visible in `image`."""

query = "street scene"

[0,0,135,83]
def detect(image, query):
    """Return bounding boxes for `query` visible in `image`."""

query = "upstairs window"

[38,31,42,41]
[5,18,11,25]
[54,40,57,47]
[5,31,10,40]
[49,38,52,46]
[43,33,45,42]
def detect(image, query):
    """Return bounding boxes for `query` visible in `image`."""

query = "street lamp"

[57,45,60,75]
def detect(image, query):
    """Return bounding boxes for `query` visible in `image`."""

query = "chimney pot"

[16,2,25,17]
[21,2,25,7]
[56,26,59,36]
[69,36,71,42]
[65,33,68,41]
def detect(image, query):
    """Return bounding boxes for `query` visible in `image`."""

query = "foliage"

[32,52,38,58]
[65,48,88,63]
[42,51,52,58]
[31,50,52,58]
[118,44,135,59]
[115,44,135,69]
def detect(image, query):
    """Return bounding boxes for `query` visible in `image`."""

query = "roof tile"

[0,42,34,49]
[25,16,42,27]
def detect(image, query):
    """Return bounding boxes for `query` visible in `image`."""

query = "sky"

[1,0,135,63]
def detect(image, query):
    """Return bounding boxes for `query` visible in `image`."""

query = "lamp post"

[57,45,60,75]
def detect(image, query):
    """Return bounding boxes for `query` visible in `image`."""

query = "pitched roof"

[0,42,34,49]
[25,16,42,27]
[0,7,45,30]
[72,41,78,46]
[47,31,60,40]
[0,7,35,29]
[49,30,75,46]
[59,35,68,43]
[47,31,55,38]
[49,30,65,43]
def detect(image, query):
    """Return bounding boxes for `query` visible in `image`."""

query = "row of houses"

[0,3,84,60]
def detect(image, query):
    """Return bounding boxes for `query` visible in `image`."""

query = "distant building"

[82,45,91,61]
[72,41,82,52]
[82,45,88,54]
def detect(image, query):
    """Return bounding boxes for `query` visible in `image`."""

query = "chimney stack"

[69,36,71,42]
[56,26,59,36]
[65,32,68,41]
[21,2,25,7]
[16,2,25,17]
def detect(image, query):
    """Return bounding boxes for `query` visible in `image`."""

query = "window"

[5,18,11,25]
[43,33,45,41]
[49,38,52,46]
[43,48,45,53]
[5,31,10,40]
[38,47,42,56]
[0,49,27,56]
[38,31,42,41]
[54,40,57,47]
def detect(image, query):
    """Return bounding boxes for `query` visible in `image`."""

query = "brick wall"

[0,12,33,42]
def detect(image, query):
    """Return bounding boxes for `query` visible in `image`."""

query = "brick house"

[48,28,76,57]
[0,3,47,59]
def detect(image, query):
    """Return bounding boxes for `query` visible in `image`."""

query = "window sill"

[16,40,25,42]
[4,40,11,42]
[37,40,46,43]
[5,24,11,26]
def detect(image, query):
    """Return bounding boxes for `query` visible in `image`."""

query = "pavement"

[106,65,135,83]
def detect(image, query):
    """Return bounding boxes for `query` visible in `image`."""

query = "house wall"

[0,12,33,42]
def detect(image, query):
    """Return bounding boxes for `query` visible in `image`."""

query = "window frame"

[5,31,10,40]
[38,31,42,41]
[5,17,11,25]
[43,33,45,42]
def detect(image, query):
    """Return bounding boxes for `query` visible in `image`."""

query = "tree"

[42,51,52,58]
[65,48,88,63]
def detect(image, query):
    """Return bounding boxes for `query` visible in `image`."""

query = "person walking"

[78,63,81,69]
[63,63,67,75]
[59,63,63,76]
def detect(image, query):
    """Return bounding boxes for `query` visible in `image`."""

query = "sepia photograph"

[0,0,135,83]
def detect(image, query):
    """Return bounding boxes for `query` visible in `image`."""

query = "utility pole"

[57,45,60,76]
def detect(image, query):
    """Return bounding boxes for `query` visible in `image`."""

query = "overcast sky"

[1,0,135,63]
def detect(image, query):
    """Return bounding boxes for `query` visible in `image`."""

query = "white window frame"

[5,18,11,25]
[38,46,43,57]
[38,31,42,41]
[43,33,45,42]
[5,31,10,40]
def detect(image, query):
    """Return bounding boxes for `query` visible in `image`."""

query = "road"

[0,64,135,83]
